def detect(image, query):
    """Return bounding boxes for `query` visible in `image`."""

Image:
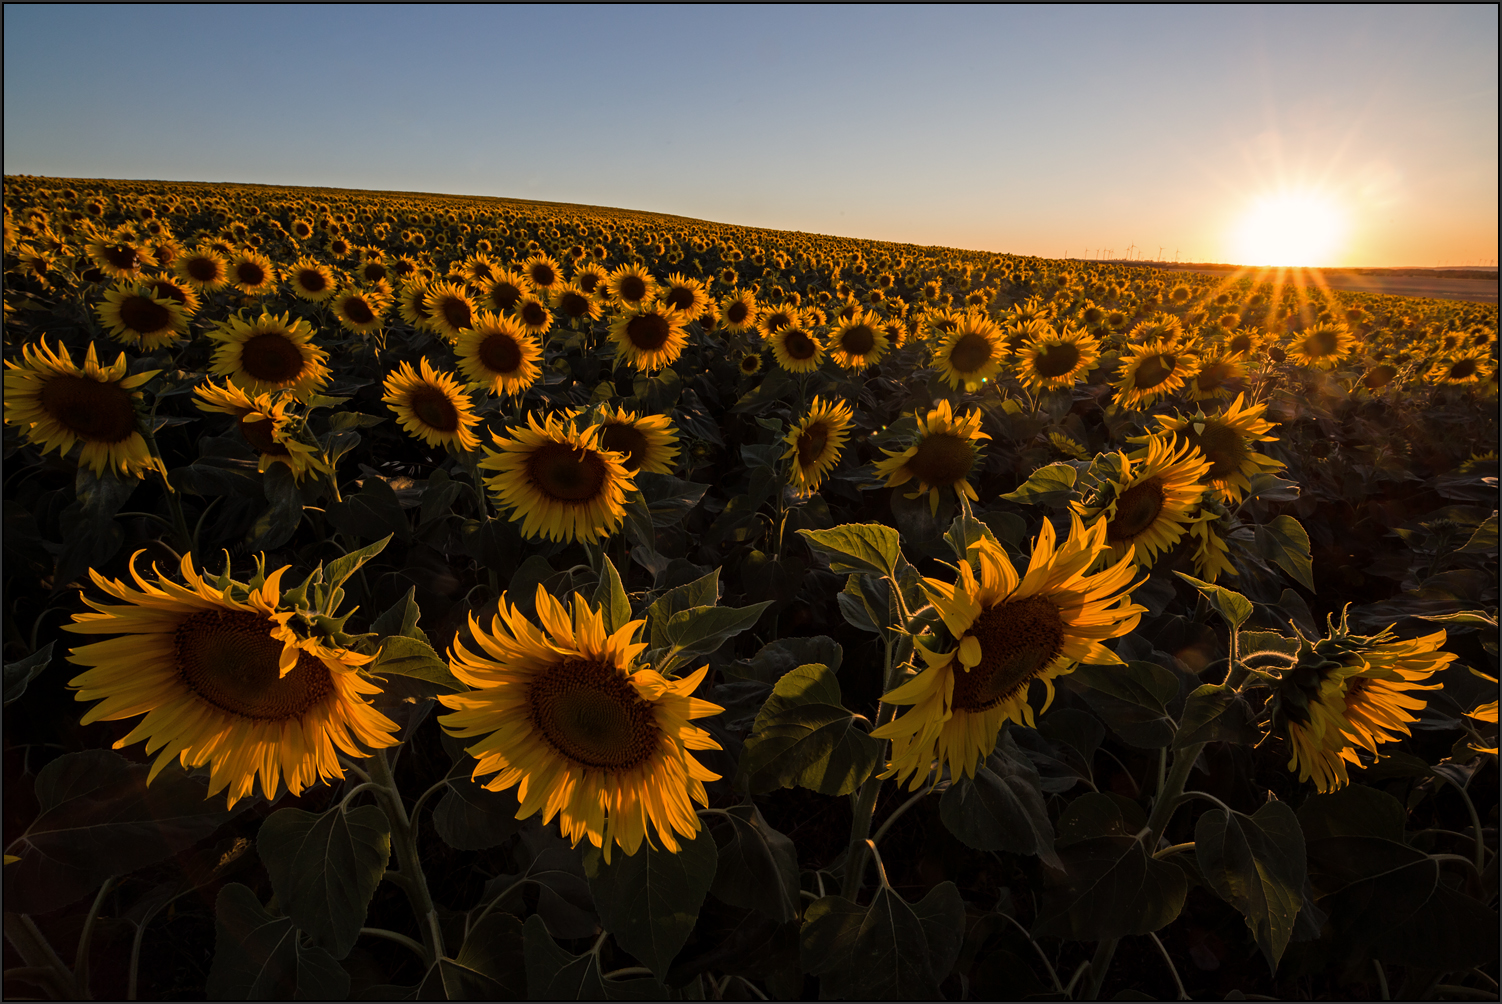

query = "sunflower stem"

[72,875,117,997]
[368,749,443,965]
[841,633,902,900]
[1083,937,1117,1000]
[1145,742,1207,849]
[142,429,191,552]
[1433,770,1487,873]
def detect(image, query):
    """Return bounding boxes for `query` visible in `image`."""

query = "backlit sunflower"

[1072,434,1211,568]
[783,396,854,497]
[95,283,189,351]
[522,253,564,291]
[438,588,722,861]
[661,273,710,317]
[425,281,478,340]
[1430,347,1492,386]
[331,287,390,336]
[589,406,681,474]
[512,293,554,336]
[455,312,543,397]
[1148,394,1283,505]
[1186,352,1246,401]
[605,264,658,307]
[174,246,230,291]
[463,253,500,284]
[287,257,338,302]
[935,313,1005,391]
[227,250,278,295]
[86,236,148,280]
[208,311,330,399]
[550,282,603,326]
[1112,341,1198,409]
[827,312,890,371]
[484,270,533,314]
[738,352,763,376]
[572,262,609,297]
[871,514,1143,788]
[1286,323,1355,370]
[719,290,759,333]
[66,553,400,808]
[383,358,481,451]
[1271,615,1452,793]
[397,279,432,328]
[4,340,160,479]
[480,412,636,544]
[873,399,989,515]
[768,324,824,374]
[1015,325,1099,392]
[608,302,690,374]
[194,380,329,481]
[757,303,800,339]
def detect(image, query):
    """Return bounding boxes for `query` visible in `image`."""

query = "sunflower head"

[1016,324,1099,392]
[585,405,682,475]
[455,312,543,397]
[661,273,710,317]
[424,281,478,340]
[174,246,230,291]
[873,400,989,515]
[228,250,278,294]
[608,303,690,374]
[382,357,482,451]
[1287,323,1355,370]
[480,412,637,544]
[783,397,855,497]
[1149,394,1282,504]
[769,324,825,374]
[96,283,189,351]
[828,312,890,371]
[720,290,759,333]
[194,380,330,481]
[208,311,331,399]
[605,264,658,307]
[1072,433,1211,568]
[1112,340,1198,409]
[935,313,1004,391]
[287,257,339,302]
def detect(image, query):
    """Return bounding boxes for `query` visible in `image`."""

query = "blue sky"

[4,4,1496,266]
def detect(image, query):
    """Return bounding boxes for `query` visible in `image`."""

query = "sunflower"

[661,273,711,317]
[608,302,690,374]
[550,282,603,326]
[738,352,763,376]
[1148,394,1283,505]
[720,290,759,333]
[95,283,189,351]
[140,274,201,315]
[1072,434,1211,568]
[286,257,338,303]
[174,246,231,291]
[357,256,392,286]
[227,250,278,295]
[1286,324,1355,370]
[331,287,390,336]
[65,553,400,808]
[827,312,890,371]
[871,514,1143,788]
[86,236,148,280]
[590,406,681,474]
[935,313,1005,391]
[397,279,433,328]
[208,311,330,399]
[605,264,658,307]
[455,312,543,397]
[1186,352,1246,402]
[757,303,801,339]
[572,262,609,297]
[768,324,824,374]
[194,380,329,481]
[463,253,500,284]
[480,412,635,544]
[522,253,564,291]
[425,281,478,340]
[437,588,722,861]
[1272,617,1452,793]
[1112,340,1198,409]
[4,340,160,479]
[1015,325,1099,392]
[783,397,854,497]
[512,293,554,336]
[1430,347,1492,386]
[873,400,989,515]
[382,358,482,451]
[484,270,533,314]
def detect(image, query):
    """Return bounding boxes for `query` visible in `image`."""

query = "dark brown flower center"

[440,296,472,331]
[740,354,760,372]
[558,292,591,318]
[528,657,658,769]
[1302,329,1340,357]
[951,596,1065,712]
[626,313,671,351]
[175,610,333,721]
[1106,476,1166,542]
[409,386,460,432]
[240,333,306,384]
[1229,334,1253,354]
[599,423,649,470]
[1196,361,1235,391]
[765,310,793,332]
[519,300,549,328]
[907,432,974,485]
[616,274,648,302]
[664,286,697,311]
[102,244,139,269]
[529,263,557,287]
[296,268,328,293]
[1034,342,1081,378]
[479,332,524,374]
[235,260,267,286]
[1448,359,1478,381]
[796,421,833,468]
[1185,422,1247,480]
[489,281,523,312]
[362,262,389,283]
[577,273,600,294]
[119,295,172,334]
[238,414,290,456]
[726,301,750,324]
[839,324,876,356]
[948,332,994,373]
[527,442,609,501]
[1133,354,1175,389]
[39,376,137,443]
[1362,364,1397,389]
[185,256,222,282]
[782,328,817,360]
[342,297,376,325]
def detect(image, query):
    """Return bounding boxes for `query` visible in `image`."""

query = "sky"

[4,4,1496,267]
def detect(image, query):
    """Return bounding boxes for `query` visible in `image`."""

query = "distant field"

[1138,264,1498,303]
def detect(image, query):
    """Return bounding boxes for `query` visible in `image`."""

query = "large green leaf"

[522,914,668,1000]
[244,462,305,552]
[797,523,903,578]
[582,827,718,981]
[256,803,392,959]
[740,664,883,796]
[998,462,1078,507]
[645,568,720,649]
[725,635,842,684]
[1254,515,1315,590]
[592,554,633,634]
[1066,661,1179,748]
[1174,572,1252,629]
[3,641,54,706]
[371,634,463,690]
[1194,802,1306,974]
[658,601,771,676]
[1296,784,1406,842]
[639,473,709,527]
[206,883,350,1001]
[425,912,527,1000]
[939,732,1061,868]
[327,476,411,542]
[800,882,964,999]
[5,750,233,914]
[432,773,524,851]
[707,804,801,922]
[53,467,135,589]
[322,534,392,596]
[1174,683,1262,749]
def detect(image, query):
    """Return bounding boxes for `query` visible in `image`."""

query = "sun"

[1233,191,1347,267]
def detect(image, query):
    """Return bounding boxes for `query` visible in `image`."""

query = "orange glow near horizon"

[1231,191,1348,267]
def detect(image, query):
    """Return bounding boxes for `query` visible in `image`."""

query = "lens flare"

[1233,192,1346,267]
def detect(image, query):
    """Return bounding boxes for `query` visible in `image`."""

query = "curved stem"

[996,912,1063,994]
[1083,937,1118,1001]
[73,875,118,998]
[409,778,451,824]
[1148,931,1188,1001]
[1180,789,1236,816]
[601,967,654,980]
[1372,958,1390,1001]
[841,632,901,900]
[359,927,428,961]
[871,775,940,846]
[368,750,443,965]
[1145,743,1207,848]
[1433,770,1487,872]
[1154,841,1196,860]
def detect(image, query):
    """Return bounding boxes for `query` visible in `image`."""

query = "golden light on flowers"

[480,411,636,544]
[95,283,189,351]
[783,396,854,497]
[661,273,710,317]
[193,380,329,482]
[287,257,338,302]
[1273,617,1452,793]
[605,263,658,307]
[1112,340,1198,409]
[437,588,722,861]
[1151,394,1283,505]
[608,302,690,374]
[424,281,478,340]
[455,312,543,397]
[382,358,482,451]
[227,250,278,295]
[1186,352,1246,402]
[935,313,1004,391]
[4,340,159,479]
[550,282,603,325]
[757,304,800,338]
[65,553,399,808]
[873,399,989,515]
[522,252,563,291]
[1073,433,1211,568]
[484,270,532,314]
[739,352,763,375]
[719,290,759,333]
[1286,323,1356,369]
[174,246,230,291]
[86,236,148,279]
[871,514,1144,789]
[768,323,824,374]
[512,293,554,336]
[827,312,890,371]
[331,287,389,335]
[208,311,330,399]
[1015,324,1099,392]
[592,406,681,474]
[1232,191,1346,267]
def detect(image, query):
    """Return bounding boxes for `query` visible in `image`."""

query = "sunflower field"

[2,175,1498,1001]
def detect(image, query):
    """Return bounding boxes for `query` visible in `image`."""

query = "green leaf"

[592,555,633,635]
[1415,609,1498,629]
[1194,802,1306,974]
[639,473,709,527]
[6,750,234,914]
[1456,512,1498,553]
[659,601,771,676]
[169,457,262,497]
[797,523,903,578]
[3,641,54,706]
[944,508,1000,564]
[1055,791,1146,844]
[707,803,801,923]
[371,634,463,691]
[419,467,466,525]
[940,731,1061,868]
[645,568,721,650]
[1066,661,1179,748]
[1033,835,1188,940]
[206,883,350,1000]
[999,462,1078,507]
[726,635,843,685]
[1254,515,1315,590]
[244,462,304,552]
[1296,785,1406,843]
[582,826,718,981]
[1240,630,1299,659]
[433,774,523,851]
[1174,684,1262,749]
[327,410,387,431]
[522,914,668,999]
[444,912,527,999]
[370,586,422,640]
[1174,572,1252,629]
[327,477,411,542]
[1244,472,1301,502]
[323,534,392,596]
[800,882,964,999]
[741,664,883,796]
[257,804,391,959]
